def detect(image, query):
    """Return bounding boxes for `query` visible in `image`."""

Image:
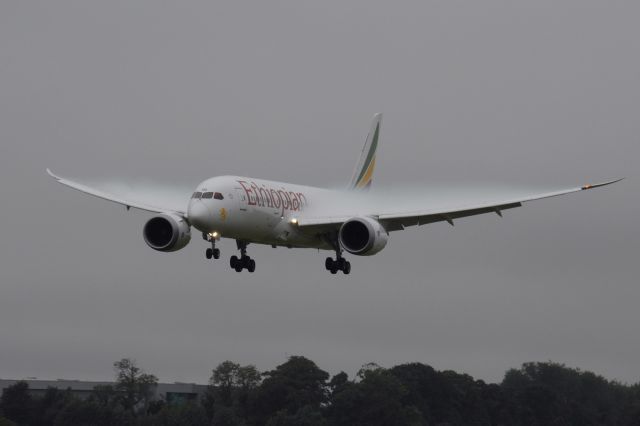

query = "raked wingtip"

[46,168,61,180]
[581,177,624,191]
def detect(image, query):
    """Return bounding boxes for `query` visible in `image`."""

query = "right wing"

[298,178,623,233]
[46,169,188,216]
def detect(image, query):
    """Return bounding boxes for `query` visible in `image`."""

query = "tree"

[236,365,261,391]
[89,385,118,409]
[211,405,246,426]
[501,362,631,426]
[211,361,240,407]
[203,361,261,423]
[0,381,32,425]
[138,402,207,426]
[253,356,329,424]
[52,398,134,426]
[113,358,158,415]
[31,387,73,426]
[328,372,349,396]
[327,365,424,426]
[266,406,327,426]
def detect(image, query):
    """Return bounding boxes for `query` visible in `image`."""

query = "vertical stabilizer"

[348,113,382,190]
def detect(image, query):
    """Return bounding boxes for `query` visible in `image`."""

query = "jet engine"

[143,213,191,252]
[338,217,388,256]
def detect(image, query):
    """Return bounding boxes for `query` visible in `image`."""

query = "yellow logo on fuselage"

[219,208,227,221]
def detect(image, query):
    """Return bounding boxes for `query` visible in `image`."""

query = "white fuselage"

[187,176,333,250]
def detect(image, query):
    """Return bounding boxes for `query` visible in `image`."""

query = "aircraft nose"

[188,201,212,232]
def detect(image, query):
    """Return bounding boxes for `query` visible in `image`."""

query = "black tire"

[206,248,213,259]
[230,255,238,268]
[343,261,351,275]
[337,258,345,270]
[234,264,243,272]
[248,259,256,273]
[213,248,220,259]
[325,257,333,270]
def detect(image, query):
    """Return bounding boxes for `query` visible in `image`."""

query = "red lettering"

[271,189,281,209]
[237,180,256,206]
[258,186,271,208]
[297,192,307,207]
[238,180,308,216]
[250,182,262,206]
[290,192,300,211]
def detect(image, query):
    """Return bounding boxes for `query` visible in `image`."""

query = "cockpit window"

[202,192,214,199]
[192,192,202,199]
[214,192,224,200]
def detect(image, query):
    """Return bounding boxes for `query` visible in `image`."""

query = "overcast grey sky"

[1,1,638,384]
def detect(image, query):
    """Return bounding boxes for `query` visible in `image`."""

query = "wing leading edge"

[298,178,623,232]
[46,169,187,216]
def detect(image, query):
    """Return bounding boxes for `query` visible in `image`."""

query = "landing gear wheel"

[213,248,220,259]
[206,248,213,259]
[231,241,255,272]
[325,257,333,270]
[324,253,351,274]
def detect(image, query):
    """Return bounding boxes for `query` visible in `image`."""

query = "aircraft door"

[234,188,248,211]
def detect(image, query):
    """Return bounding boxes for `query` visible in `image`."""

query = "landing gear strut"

[230,240,255,273]
[325,244,351,275]
[203,233,220,260]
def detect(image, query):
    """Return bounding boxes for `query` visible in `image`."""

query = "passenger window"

[192,192,202,199]
[202,192,213,199]
[214,192,224,200]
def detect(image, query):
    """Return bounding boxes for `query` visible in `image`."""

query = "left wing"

[46,169,187,216]
[298,179,622,233]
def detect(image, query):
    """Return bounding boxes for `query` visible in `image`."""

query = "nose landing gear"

[230,240,255,273]
[206,247,220,260]
[203,233,220,260]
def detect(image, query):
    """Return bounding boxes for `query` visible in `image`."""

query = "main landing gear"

[230,240,255,273]
[203,233,220,260]
[325,247,351,275]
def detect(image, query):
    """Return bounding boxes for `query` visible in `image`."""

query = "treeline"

[2,357,640,426]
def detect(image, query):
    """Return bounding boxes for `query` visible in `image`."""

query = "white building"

[0,379,207,404]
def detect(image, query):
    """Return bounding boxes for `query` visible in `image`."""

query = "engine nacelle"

[143,213,191,252]
[338,217,389,256]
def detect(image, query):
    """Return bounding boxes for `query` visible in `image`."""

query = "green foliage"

[31,387,73,426]
[328,364,424,426]
[138,402,207,426]
[502,362,632,425]
[265,406,327,426]
[211,405,246,426]
[252,356,329,424]
[0,382,32,425]
[4,358,640,425]
[113,358,158,415]
[51,399,133,426]
[202,360,261,424]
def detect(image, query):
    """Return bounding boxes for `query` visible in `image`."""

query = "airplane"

[47,113,621,274]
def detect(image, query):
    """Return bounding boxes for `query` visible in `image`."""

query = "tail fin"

[348,113,382,190]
